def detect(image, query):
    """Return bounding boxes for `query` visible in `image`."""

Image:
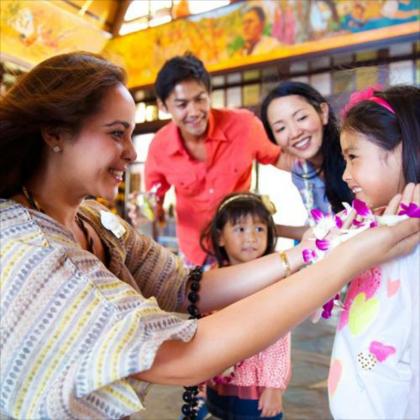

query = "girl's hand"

[258,387,283,418]
[301,225,315,241]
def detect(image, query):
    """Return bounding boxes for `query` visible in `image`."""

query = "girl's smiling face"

[340,129,404,209]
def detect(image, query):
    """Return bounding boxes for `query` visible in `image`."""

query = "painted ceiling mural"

[104,0,419,87]
[0,0,110,66]
[0,0,418,86]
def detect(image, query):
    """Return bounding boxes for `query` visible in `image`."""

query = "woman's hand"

[258,387,283,418]
[303,184,419,259]
[333,216,419,276]
[383,183,419,215]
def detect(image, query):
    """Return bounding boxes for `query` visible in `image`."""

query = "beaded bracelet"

[181,266,203,420]
[279,251,291,277]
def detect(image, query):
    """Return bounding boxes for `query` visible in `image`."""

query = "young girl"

[260,81,353,231]
[201,192,291,420]
[327,85,420,419]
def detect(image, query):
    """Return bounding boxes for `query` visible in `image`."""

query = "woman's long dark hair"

[342,85,420,183]
[200,192,277,266]
[0,52,126,198]
[260,81,353,213]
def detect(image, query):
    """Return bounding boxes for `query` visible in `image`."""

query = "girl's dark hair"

[260,81,353,212]
[200,192,277,266]
[0,51,127,198]
[342,85,420,183]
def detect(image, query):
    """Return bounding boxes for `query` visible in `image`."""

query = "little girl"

[327,85,419,419]
[201,192,291,419]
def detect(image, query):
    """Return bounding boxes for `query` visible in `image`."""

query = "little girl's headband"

[342,86,395,117]
[218,193,277,215]
[368,96,395,114]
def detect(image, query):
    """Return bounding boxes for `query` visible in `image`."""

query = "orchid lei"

[303,199,420,320]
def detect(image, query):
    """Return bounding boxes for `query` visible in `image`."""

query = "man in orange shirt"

[145,53,289,266]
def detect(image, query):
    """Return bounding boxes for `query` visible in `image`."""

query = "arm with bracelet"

[195,237,310,313]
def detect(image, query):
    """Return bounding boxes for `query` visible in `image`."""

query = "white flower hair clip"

[261,194,277,215]
[100,210,126,238]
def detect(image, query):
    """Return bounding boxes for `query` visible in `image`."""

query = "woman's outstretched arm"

[195,183,419,314]
[137,216,419,385]
[196,239,308,313]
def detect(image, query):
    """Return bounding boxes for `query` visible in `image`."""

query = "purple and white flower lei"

[303,199,419,319]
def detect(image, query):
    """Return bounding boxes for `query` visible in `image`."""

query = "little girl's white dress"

[328,245,419,419]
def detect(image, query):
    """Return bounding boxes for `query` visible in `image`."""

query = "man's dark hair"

[155,53,211,103]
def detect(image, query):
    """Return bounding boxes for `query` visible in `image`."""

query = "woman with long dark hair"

[261,81,353,231]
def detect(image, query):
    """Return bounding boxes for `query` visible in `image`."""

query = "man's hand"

[155,201,166,224]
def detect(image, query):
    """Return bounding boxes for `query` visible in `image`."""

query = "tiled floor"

[133,317,337,420]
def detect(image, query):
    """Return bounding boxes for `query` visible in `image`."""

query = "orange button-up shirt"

[145,108,281,265]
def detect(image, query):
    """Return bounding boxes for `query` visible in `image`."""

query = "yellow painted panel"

[0,0,110,66]
[103,0,419,88]
[50,0,119,30]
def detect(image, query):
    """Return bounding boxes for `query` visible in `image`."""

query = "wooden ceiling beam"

[111,0,131,37]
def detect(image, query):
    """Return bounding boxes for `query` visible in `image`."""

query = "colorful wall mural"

[0,0,418,86]
[103,0,419,87]
[0,0,110,66]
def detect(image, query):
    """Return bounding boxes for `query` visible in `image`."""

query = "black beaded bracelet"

[181,266,203,420]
